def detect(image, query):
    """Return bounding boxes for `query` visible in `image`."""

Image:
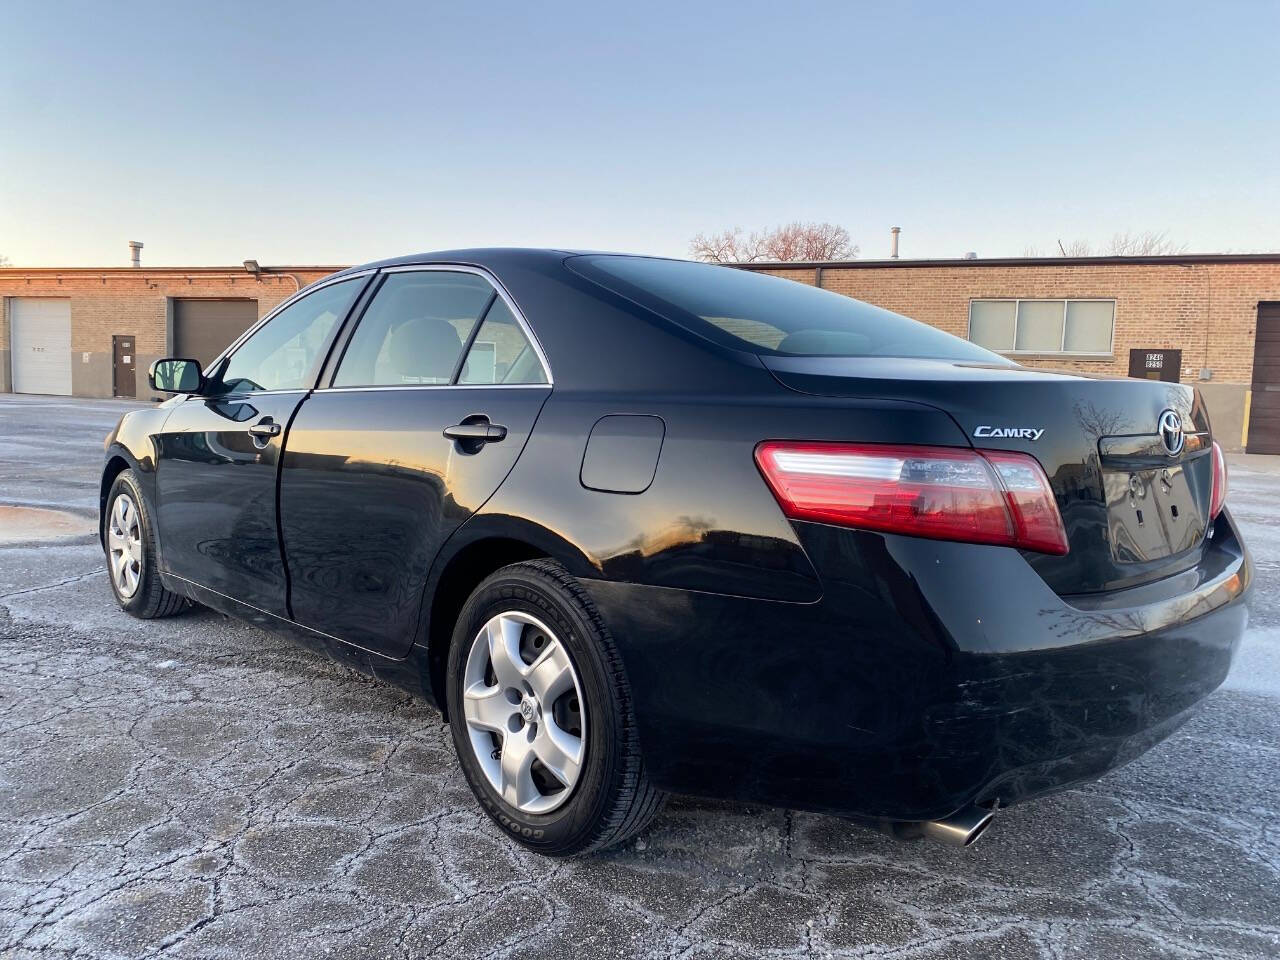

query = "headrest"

[385,317,462,381]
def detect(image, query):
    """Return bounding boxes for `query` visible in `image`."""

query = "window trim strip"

[313,383,553,394]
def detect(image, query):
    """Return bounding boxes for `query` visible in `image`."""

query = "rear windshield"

[571,255,1009,363]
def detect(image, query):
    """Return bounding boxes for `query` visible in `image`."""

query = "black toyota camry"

[101,249,1250,855]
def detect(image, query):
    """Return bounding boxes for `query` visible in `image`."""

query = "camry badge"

[973,425,1045,440]
[1158,409,1184,457]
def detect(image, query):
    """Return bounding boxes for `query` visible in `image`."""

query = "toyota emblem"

[1158,409,1184,457]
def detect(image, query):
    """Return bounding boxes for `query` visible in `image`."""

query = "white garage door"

[10,298,72,395]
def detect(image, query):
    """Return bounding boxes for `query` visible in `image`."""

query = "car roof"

[327,247,635,279]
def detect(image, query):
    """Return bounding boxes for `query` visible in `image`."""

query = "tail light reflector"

[1210,440,1228,519]
[755,441,1069,555]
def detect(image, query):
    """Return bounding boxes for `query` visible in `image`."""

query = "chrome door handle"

[248,420,281,438]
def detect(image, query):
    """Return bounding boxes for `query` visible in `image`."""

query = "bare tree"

[689,228,762,263]
[1105,230,1187,256]
[761,222,856,261]
[1060,238,1095,257]
[691,222,857,263]
[0,254,10,267]
[1025,232,1186,258]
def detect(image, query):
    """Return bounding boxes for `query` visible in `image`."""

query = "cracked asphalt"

[0,394,1277,959]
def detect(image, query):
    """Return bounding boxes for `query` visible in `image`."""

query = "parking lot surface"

[1,394,1277,959]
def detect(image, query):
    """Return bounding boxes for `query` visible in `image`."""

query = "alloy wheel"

[461,611,586,814]
[107,493,142,599]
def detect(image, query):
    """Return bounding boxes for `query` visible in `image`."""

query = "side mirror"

[149,358,204,394]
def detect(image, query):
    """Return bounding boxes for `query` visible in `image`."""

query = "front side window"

[969,299,1115,355]
[458,298,548,385]
[333,272,494,387]
[569,255,1007,363]
[215,279,361,394]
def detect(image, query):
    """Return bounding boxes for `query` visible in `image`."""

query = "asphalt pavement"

[0,394,1276,959]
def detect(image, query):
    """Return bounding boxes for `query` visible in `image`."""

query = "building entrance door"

[112,335,136,398]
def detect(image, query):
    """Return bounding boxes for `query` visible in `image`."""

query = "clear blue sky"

[2,0,1277,266]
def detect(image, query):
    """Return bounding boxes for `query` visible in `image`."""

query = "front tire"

[105,469,188,618]
[446,559,666,855]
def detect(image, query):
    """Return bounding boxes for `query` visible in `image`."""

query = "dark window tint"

[571,255,1010,363]
[458,299,548,385]
[215,278,361,394]
[333,272,494,387]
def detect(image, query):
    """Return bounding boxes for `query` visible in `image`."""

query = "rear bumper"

[581,509,1251,822]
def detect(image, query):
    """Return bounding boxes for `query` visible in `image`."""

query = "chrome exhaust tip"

[919,806,995,846]
[889,806,995,847]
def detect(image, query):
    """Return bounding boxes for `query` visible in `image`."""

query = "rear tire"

[105,469,189,619]
[446,559,666,855]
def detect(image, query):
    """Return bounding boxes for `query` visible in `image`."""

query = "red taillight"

[755,441,1069,555]
[1210,440,1228,519]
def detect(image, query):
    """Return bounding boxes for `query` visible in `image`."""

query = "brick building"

[3,253,1280,451]
[741,253,1280,452]
[0,265,340,399]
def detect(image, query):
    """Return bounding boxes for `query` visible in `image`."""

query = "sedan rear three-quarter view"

[100,249,1251,856]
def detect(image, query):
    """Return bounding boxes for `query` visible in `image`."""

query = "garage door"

[173,299,259,368]
[10,298,72,395]
[1247,303,1280,454]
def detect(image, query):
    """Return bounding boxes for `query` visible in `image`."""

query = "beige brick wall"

[752,261,1280,385]
[0,269,337,397]
[749,259,1280,451]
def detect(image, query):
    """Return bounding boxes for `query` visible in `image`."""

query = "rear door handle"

[248,418,282,438]
[443,421,508,443]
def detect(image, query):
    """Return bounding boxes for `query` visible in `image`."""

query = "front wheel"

[446,559,666,855]
[104,469,189,618]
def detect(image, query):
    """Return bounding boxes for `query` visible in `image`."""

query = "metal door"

[112,335,136,397]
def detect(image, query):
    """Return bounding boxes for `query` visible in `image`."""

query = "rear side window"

[570,255,1009,363]
[458,299,548,385]
[333,272,494,386]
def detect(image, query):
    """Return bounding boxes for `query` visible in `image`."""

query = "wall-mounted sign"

[1128,348,1182,383]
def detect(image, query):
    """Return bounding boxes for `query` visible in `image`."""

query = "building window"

[968,299,1115,355]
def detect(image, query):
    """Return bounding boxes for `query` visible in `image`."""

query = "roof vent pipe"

[890,227,901,260]
[128,241,143,268]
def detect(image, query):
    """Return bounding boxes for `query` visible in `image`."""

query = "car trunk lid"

[762,355,1214,595]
